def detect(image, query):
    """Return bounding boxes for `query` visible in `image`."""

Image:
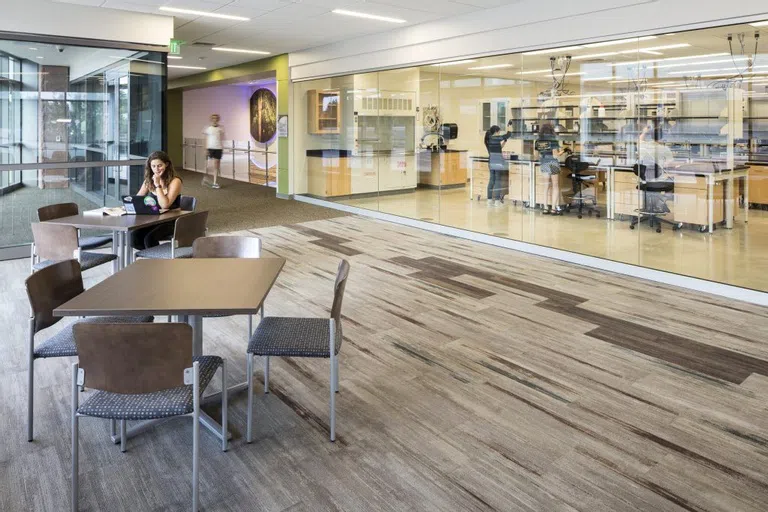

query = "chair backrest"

[37,202,79,222]
[173,211,209,248]
[179,195,197,212]
[25,260,84,333]
[633,163,661,182]
[74,323,193,394]
[192,235,261,258]
[330,259,350,322]
[31,223,79,261]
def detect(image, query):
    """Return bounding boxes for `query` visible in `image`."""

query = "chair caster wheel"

[596,213,601,218]
[577,215,582,219]
[656,228,662,233]
[629,225,635,230]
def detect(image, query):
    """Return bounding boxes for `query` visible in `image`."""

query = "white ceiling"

[53,0,520,78]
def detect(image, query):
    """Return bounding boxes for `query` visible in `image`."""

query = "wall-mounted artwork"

[250,88,277,143]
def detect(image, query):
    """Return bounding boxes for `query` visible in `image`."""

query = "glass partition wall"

[293,21,768,292]
[0,38,165,257]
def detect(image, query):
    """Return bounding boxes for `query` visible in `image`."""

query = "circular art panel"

[250,88,277,143]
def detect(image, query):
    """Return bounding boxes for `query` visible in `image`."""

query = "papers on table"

[83,207,126,217]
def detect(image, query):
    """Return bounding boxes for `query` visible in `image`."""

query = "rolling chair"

[629,163,682,233]
[564,155,601,219]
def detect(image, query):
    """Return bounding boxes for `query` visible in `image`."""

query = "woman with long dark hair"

[130,151,184,250]
[484,123,512,207]
[535,123,563,214]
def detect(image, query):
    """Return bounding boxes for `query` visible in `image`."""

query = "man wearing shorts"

[203,114,225,188]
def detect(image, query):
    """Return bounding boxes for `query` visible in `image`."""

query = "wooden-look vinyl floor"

[2,215,768,511]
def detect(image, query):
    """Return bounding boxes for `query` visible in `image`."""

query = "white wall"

[289,0,768,80]
[0,1,172,47]
[183,82,278,142]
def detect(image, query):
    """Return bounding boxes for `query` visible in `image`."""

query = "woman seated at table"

[131,151,183,250]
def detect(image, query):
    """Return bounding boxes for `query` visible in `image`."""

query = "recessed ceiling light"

[332,9,406,23]
[29,47,38,51]
[168,65,207,70]
[583,36,656,48]
[159,6,250,21]
[750,21,768,27]
[431,59,476,66]
[168,56,183,60]
[212,47,270,55]
[523,45,584,56]
[36,56,44,59]
[467,64,515,70]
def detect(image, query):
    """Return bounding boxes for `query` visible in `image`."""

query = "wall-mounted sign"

[250,88,277,143]
[169,39,182,55]
[277,115,288,138]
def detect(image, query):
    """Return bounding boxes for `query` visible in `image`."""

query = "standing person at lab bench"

[536,123,563,215]
[484,122,513,207]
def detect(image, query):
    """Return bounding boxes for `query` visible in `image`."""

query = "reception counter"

[306,148,469,198]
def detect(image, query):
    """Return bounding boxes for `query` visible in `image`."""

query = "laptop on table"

[122,195,169,215]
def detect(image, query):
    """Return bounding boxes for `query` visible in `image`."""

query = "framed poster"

[277,115,288,138]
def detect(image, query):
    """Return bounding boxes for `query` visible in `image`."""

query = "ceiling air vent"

[191,42,216,47]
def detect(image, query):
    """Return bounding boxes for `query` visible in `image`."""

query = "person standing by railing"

[203,114,225,189]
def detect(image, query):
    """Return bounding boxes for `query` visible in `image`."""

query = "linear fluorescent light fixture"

[159,6,250,21]
[431,59,476,66]
[573,52,620,61]
[669,64,768,75]
[635,43,691,52]
[467,64,514,70]
[750,21,768,27]
[212,47,270,55]
[56,119,72,123]
[583,36,656,48]
[523,45,584,56]
[168,65,207,70]
[519,68,554,75]
[610,52,728,67]
[332,9,406,23]
[167,56,183,60]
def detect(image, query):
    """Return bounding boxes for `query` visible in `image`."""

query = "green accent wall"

[166,54,290,195]
[166,88,183,167]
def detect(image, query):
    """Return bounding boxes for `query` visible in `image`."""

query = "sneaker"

[211,182,220,189]
[487,199,494,207]
[554,207,563,216]
[494,200,503,207]
[542,208,551,215]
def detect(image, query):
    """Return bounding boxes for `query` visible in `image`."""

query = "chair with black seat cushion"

[71,322,227,512]
[37,203,113,251]
[30,223,117,275]
[24,260,154,442]
[179,195,197,212]
[246,259,350,443]
[135,211,209,260]
[629,164,682,233]
[564,155,601,219]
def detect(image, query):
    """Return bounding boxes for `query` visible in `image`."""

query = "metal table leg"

[724,174,734,229]
[708,175,714,234]
[112,232,120,272]
[744,173,749,224]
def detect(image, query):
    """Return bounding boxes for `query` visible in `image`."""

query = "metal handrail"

[182,138,276,186]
